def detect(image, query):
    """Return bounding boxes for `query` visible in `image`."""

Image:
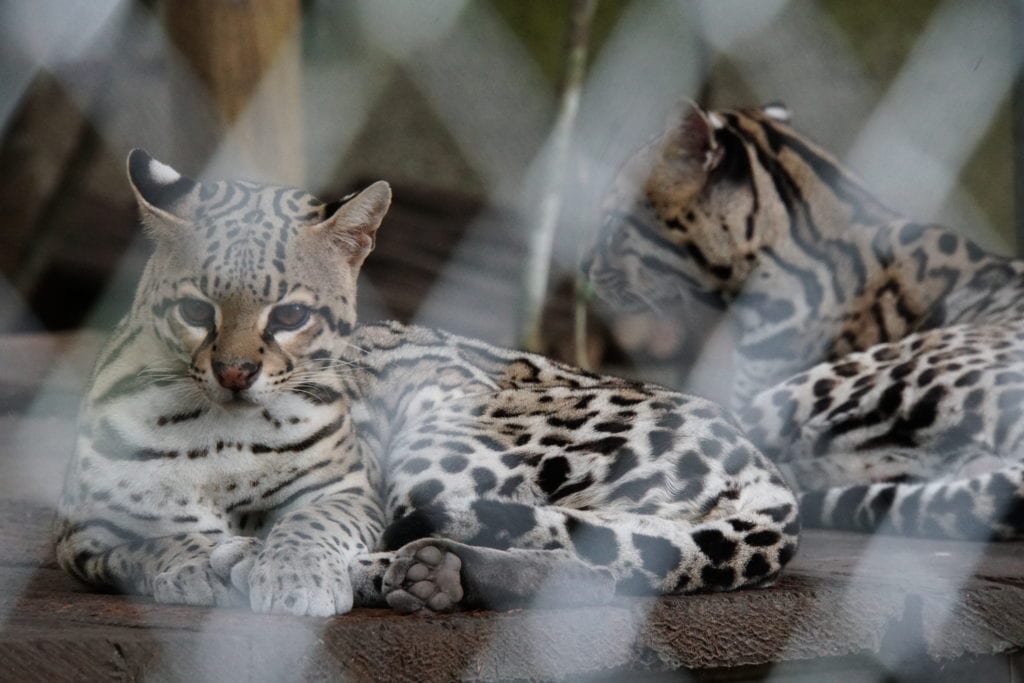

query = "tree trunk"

[519,0,598,353]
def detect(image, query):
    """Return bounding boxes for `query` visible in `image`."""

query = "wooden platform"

[2,334,1023,681]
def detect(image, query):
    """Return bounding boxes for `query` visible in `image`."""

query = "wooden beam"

[0,76,88,284]
[163,0,304,185]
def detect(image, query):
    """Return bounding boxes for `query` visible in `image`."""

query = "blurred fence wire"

[0,0,1021,679]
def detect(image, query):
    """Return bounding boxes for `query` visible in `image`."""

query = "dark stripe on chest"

[157,408,205,426]
[259,458,335,500]
[92,419,181,461]
[289,382,342,404]
[250,415,347,454]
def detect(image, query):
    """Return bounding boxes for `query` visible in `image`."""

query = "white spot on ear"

[708,112,725,129]
[149,159,181,185]
[762,104,790,122]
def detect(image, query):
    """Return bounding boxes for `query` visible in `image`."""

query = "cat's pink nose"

[213,360,261,391]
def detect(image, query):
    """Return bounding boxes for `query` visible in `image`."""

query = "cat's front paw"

[210,536,263,594]
[383,539,464,614]
[153,561,245,608]
[248,548,353,616]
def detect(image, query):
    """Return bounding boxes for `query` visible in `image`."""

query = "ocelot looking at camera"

[55,150,798,616]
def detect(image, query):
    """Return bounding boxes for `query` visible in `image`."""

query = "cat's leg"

[798,463,1024,539]
[368,479,799,614]
[382,538,616,614]
[775,449,934,491]
[244,482,386,616]
[208,535,264,593]
[54,522,251,607]
[348,539,615,614]
[775,445,1013,491]
[739,326,1019,465]
[739,329,1024,538]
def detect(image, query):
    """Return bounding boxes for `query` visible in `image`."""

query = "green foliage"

[819,0,940,88]
[488,0,634,85]
[822,0,1013,245]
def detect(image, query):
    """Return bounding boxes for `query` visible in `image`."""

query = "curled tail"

[798,464,1024,540]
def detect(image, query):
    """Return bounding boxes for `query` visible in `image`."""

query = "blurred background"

[1,0,1018,377]
[1,3,1022,679]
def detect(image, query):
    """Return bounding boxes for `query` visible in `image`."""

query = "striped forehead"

[195,181,326,225]
[187,181,327,289]
[177,269,299,304]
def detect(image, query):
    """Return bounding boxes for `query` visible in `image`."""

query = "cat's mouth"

[227,392,255,405]
[207,387,261,409]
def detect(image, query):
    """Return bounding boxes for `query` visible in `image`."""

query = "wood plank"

[0,565,1019,679]
[2,530,1023,676]
[0,625,254,683]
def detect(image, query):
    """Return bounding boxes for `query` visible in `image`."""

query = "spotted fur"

[583,102,1024,540]
[54,150,799,616]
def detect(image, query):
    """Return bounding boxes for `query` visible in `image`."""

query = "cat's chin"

[209,391,261,410]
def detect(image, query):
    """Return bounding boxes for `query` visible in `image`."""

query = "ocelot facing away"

[54,150,798,616]
[583,102,1024,540]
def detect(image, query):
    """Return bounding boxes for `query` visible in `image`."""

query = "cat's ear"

[314,181,392,267]
[662,100,721,172]
[127,149,199,236]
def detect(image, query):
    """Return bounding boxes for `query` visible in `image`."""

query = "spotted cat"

[583,101,1024,540]
[54,150,799,616]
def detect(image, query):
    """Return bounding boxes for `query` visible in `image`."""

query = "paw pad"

[384,543,463,614]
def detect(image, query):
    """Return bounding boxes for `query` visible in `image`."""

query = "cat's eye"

[178,298,215,327]
[268,304,311,332]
